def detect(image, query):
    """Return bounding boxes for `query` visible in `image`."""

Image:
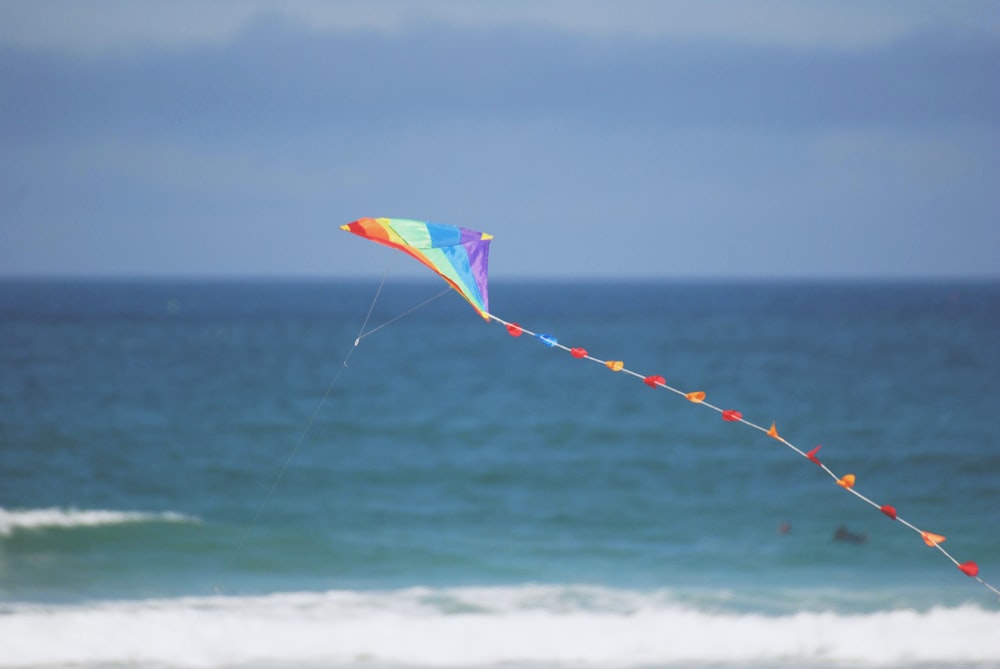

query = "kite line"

[340,217,998,599]
[219,278,390,587]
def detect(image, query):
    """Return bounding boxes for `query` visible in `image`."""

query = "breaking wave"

[2,584,998,668]
[0,507,200,536]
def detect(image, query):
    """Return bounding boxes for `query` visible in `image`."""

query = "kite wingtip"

[339,224,351,231]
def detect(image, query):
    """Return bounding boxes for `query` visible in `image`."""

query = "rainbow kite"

[340,218,492,320]
[341,217,998,598]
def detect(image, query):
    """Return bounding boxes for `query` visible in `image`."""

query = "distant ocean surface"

[2,279,999,669]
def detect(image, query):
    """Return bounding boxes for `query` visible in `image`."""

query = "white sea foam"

[0,507,199,536]
[1,584,998,668]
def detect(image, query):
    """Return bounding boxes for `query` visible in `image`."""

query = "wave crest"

[2,585,999,668]
[0,507,200,536]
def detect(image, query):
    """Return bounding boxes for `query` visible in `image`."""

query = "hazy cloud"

[4,0,993,52]
[1,1,998,278]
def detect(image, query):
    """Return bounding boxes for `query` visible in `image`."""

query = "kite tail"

[485,312,999,600]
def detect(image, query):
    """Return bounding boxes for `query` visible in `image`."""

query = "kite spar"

[340,217,998,599]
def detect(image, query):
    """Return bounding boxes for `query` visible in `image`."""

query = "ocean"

[1,279,998,668]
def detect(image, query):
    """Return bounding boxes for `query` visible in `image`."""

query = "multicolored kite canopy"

[340,218,493,320]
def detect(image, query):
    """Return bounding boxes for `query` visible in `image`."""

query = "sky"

[1,0,998,280]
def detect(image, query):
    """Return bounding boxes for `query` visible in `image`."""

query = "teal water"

[2,279,999,668]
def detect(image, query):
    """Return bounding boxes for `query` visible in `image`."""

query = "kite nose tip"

[339,224,351,231]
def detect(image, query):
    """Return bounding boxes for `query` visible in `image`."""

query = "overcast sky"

[2,0,998,279]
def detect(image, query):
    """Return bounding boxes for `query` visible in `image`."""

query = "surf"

[0,507,199,537]
[2,584,998,668]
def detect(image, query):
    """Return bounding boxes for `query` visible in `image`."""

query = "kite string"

[354,287,453,344]
[219,280,459,589]
[486,312,1000,599]
[352,274,387,347]
[218,279,388,586]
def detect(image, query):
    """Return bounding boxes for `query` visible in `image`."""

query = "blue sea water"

[1,279,999,668]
